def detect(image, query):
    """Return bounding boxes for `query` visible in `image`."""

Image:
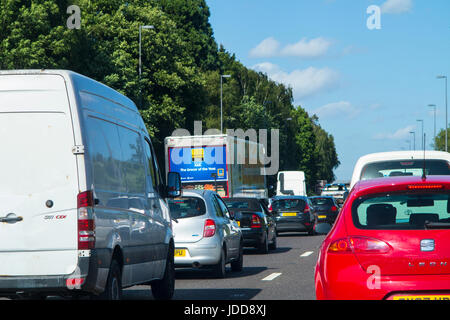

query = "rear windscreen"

[272,199,306,211]
[360,160,450,181]
[310,198,334,207]
[168,197,206,219]
[353,192,450,230]
[223,199,259,210]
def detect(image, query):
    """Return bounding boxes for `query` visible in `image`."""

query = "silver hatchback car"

[168,190,244,278]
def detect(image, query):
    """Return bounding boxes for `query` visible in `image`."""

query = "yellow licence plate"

[318,215,327,219]
[282,212,297,217]
[392,295,450,300]
[174,249,186,257]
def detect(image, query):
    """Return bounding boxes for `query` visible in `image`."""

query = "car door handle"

[0,213,23,223]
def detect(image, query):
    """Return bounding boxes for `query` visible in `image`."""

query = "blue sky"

[206,0,450,182]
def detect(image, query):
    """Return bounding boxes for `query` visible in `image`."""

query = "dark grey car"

[270,196,316,235]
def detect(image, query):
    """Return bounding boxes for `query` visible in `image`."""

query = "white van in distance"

[0,70,181,300]
[276,171,307,196]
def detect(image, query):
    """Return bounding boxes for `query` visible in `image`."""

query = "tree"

[433,128,450,151]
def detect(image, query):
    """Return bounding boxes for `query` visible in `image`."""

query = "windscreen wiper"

[424,222,450,230]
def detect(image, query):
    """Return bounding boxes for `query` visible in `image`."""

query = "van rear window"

[360,160,450,181]
[353,192,450,230]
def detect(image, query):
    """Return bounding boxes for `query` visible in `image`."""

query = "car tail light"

[331,206,337,212]
[268,204,273,213]
[77,191,95,250]
[328,236,391,254]
[407,184,444,190]
[251,214,262,228]
[304,204,310,214]
[203,219,216,237]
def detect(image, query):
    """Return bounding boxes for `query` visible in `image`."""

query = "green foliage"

[433,128,450,151]
[0,0,341,187]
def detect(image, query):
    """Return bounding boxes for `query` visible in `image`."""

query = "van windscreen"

[360,160,450,181]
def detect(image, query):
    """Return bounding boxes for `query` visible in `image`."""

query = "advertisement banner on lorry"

[168,145,228,183]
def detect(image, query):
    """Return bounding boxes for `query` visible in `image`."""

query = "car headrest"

[366,204,397,226]
[409,213,439,226]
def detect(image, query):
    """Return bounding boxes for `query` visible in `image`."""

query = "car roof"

[180,189,214,198]
[272,195,308,200]
[351,175,450,197]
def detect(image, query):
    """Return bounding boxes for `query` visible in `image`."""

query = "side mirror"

[166,172,182,198]
[315,223,332,235]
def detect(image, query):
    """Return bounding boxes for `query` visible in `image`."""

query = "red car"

[315,175,450,300]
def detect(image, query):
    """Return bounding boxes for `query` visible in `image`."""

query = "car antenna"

[422,133,426,180]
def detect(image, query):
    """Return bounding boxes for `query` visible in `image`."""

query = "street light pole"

[428,104,436,147]
[410,131,416,151]
[220,75,231,133]
[139,25,154,78]
[138,25,154,109]
[417,119,424,150]
[437,75,448,152]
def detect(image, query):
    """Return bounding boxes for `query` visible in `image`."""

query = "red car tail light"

[331,206,337,212]
[407,184,444,190]
[304,204,311,214]
[203,219,216,237]
[328,236,391,254]
[251,214,262,228]
[77,191,95,250]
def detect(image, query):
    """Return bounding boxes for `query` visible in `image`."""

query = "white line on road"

[262,272,282,281]
[300,251,314,257]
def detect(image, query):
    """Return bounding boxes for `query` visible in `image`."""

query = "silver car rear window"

[168,197,206,219]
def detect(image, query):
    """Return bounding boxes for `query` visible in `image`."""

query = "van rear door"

[0,73,79,276]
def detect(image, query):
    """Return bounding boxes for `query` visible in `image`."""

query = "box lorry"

[165,134,268,198]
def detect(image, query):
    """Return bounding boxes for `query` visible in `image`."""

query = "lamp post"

[139,25,154,78]
[437,75,448,152]
[417,119,424,150]
[410,131,416,151]
[220,75,231,133]
[428,104,436,147]
[138,25,154,109]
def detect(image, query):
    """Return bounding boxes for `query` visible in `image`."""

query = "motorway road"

[124,233,325,300]
[0,233,324,301]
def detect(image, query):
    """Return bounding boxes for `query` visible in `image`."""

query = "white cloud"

[252,62,339,100]
[381,0,413,14]
[280,37,332,58]
[312,101,360,120]
[249,37,280,58]
[373,125,415,140]
[249,37,332,59]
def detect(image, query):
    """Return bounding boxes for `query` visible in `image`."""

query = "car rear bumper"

[241,228,264,247]
[319,254,450,300]
[275,217,313,233]
[174,238,222,267]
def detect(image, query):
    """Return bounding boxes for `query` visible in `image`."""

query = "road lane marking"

[300,251,314,257]
[262,272,282,281]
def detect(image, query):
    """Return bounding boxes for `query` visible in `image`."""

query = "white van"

[276,171,307,196]
[0,70,181,300]
[349,151,450,190]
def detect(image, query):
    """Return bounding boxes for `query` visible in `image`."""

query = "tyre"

[258,232,269,254]
[99,259,122,300]
[213,247,226,278]
[269,232,277,250]
[151,245,175,300]
[231,243,244,272]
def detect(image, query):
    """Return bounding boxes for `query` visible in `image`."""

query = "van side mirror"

[166,172,182,198]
